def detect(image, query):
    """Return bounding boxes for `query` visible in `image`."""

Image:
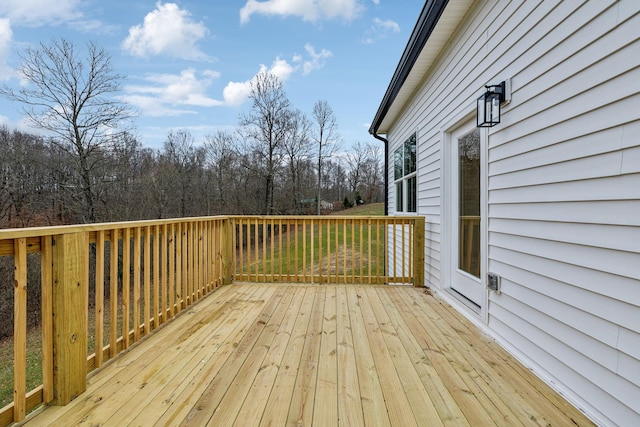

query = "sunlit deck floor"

[24,283,593,427]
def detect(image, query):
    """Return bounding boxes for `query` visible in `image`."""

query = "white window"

[394,133,417,212]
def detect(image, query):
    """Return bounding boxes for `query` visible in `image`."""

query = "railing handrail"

[0,215,232,240]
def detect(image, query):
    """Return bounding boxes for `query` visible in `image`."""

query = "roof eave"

[369,0,450,137]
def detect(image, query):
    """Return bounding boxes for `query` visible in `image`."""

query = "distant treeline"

[0,125,383,228]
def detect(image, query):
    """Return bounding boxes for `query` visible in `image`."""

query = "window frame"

[393,133,417,213]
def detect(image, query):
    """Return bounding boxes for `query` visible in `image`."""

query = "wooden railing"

[0,217,232,426]
[0,215,423,426]
[231,216,424,285]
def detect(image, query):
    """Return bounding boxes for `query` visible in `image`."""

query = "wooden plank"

[181,287,287,425]
[377,289,469,426]
[423,288,590,424]
[394,288,520,425]
[287,286,325,426]
[234,286,306,426]
[145,286,275,426]
[313,286,338,425]
[345,287,391,427]
[78,285,266,426]
[258,287,315,427]
[40,236,54,403]
[336,286,364,426]
[14,238,27,422]
[29,284,245,426]
[367,287,444,426]
[357,285,419,427]
[199,285,296,426]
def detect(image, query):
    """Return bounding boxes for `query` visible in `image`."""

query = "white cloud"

[123,2,209,60]
[0,0,81,26]
[0,19,13,80]
[363,17,400,44]
[301,44,332,75]
[123,68,223,116]
[223,57,295,106]
[240,0,365,24]
[222,43,331,107]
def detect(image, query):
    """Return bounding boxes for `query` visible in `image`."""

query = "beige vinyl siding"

[383,0,640,425]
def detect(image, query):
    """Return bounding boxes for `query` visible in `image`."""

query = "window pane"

[458,129,480,278]
[407,176,417,212]
[404,134,416,175]
[394,147,403,180]
[396,182,403,212]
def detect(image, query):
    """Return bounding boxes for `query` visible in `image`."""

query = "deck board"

[23,283,595,427]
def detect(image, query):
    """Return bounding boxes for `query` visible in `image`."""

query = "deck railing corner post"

[51,231,88,405]
[413,216,426,287]
[222,218,234,285]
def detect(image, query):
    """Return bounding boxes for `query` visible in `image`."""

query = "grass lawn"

[0,329,43,410]
[335,202,384,216]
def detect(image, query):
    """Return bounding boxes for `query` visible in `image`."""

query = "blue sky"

[0,0,420,149]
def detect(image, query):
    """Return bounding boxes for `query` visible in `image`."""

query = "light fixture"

[477,81,506,127]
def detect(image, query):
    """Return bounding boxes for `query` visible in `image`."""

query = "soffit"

[376,0,475,135]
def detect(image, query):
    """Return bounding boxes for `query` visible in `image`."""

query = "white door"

[449,122,484,308]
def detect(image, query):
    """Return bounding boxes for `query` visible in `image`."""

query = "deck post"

[51,231,88,405]
[221,218,234,285]
[412,216,425,287]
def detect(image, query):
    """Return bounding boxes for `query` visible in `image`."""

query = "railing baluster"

[40,236,53,403]
[182,222,188,308]
[13,238,27,422]
[153,225,160,328]
[133,227,141,342]
[144,226,151,336]
[168,223,175,318]
[122,228,131,349]
[109,229,119,357]
[95,230,105,367]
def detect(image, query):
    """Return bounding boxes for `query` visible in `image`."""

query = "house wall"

[385,1,640,425]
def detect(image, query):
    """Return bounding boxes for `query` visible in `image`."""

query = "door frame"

[441,111,488,320]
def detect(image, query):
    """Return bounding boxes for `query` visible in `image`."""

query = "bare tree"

[163,130,202,217]
[311,100,340,214]
[204,130,241,214]
[239,71,291,215]
[281,109,313,213]
[364,143,384,202]
[0,38,133,222]
[345,141,368,197]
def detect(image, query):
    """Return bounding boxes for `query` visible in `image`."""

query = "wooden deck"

[23,283,593,426]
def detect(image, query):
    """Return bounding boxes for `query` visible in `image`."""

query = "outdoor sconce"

[477,81,506,127]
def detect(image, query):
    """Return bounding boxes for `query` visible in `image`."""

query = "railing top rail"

[0,215,232,240]
[228,215,424,221]
[0,214,425,241]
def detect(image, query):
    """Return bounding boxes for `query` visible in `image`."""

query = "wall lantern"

[477,81,506,127]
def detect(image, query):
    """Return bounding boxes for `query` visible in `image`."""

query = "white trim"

[441,109,488,320]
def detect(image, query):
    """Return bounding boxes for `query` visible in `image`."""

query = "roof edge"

[368,0,450,136]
